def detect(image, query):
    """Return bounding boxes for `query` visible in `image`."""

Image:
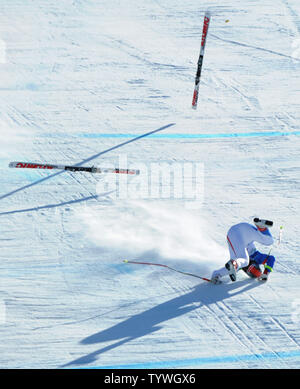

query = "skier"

[211,218,275,284]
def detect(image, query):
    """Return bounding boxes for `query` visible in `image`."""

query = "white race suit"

[212,222,274,279]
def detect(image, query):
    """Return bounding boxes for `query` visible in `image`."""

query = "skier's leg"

[211,229,248,283]
[225,231,249,281]
[251,251,275,274]
[226,232,238,260]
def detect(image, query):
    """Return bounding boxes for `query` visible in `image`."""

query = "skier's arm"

[255,228,274,246]
[246,242,257,256]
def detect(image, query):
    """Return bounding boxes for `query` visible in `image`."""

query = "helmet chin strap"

[256,225,267,232]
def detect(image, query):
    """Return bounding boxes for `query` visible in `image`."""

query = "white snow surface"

[0,0,300,369]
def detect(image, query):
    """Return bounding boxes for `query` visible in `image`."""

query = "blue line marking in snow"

[42,131,300,139]
[81,349,300,369]
[14,170,47,182]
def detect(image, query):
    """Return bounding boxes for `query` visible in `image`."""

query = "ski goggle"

[253,218,273,229]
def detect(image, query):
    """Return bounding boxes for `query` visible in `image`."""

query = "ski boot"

[225,259,238,282]
[258,269,269,282]
[241,260,262,279]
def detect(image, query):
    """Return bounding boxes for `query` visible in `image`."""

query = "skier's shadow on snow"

[62,278,260,368]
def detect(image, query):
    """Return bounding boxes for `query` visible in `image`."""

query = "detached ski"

[123,259,212,282]
[9,162,140,175]
[192,10,211,109]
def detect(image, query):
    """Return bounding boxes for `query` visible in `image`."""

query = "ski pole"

[123,260,212,282]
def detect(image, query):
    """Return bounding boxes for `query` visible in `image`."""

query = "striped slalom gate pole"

[263,225,284,271]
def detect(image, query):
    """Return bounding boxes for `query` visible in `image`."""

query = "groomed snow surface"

[0,0,300,369]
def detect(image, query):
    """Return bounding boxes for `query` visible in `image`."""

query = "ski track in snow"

[0,0,300,369]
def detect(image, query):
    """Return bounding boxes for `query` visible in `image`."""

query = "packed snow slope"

[0,0,300,369]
